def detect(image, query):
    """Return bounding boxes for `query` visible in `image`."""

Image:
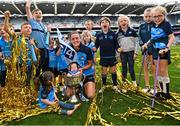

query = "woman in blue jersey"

[69,31,96,100]
[143,6,175,99]
[38,71,81,116]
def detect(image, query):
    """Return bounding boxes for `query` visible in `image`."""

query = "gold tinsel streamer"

[0,105,60,124]
[0,35,37,124]
[108,63,180,122]
[85,95,112,126]
[0,51,180,125]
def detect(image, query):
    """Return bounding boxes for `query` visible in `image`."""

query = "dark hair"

[69,31,80,39]
[99,17,111,25]
[68,62,80,71]
[41,71,54,91]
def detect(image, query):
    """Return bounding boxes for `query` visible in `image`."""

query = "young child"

[139,8,156,93]
[0,23,12,98]
[116,15,139,86]
[18,22,38,86]
[143,6,174,99]
[47,37,57,76]
[26,0,50,77]
[95,17,120,93]
[55,40,68,87]
[0,11,13,98]
[64,62,83,101]
[38,71,81,116]
[4,11,38,86]
[84,20,96,41]
[82,30,96,64]
[67,62,81,77]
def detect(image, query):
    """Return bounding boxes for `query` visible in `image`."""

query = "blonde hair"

[85,20,94,25]
[32,8,42,14]
[81,30,93,43]
[144,8,151,14]
[21,22,31,29]
[151,6,167,16]
[117,15,131,28]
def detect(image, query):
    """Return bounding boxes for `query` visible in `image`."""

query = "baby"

[67,62,82,77]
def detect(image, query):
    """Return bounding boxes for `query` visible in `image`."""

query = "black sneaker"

[155,92,162,98]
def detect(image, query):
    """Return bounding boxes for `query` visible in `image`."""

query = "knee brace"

[157,76,163,92]
[162,77,170,94]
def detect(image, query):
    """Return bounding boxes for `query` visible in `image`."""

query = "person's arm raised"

[25,0,33,20]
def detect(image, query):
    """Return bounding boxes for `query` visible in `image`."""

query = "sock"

[132,81,136,85]
[157,76,163,92]
[162,77,170,94]
[101,74,107,85]
[111,73,117,86]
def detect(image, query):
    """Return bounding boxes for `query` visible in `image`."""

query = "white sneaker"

[112,86,121,93]
[132,81,137,87]
[142,87,150,93]
[79,93,89,102]
[150,89,157,95]
[69,95,78,103]
[121,89,127,93]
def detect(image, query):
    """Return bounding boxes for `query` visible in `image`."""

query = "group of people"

[0,0,174,116]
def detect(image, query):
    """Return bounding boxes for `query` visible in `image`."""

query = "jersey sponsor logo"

[108,35,113,40]
[99,36,104,40]
[151,27,166,39]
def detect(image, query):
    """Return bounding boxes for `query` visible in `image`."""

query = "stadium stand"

[0,0,179,43]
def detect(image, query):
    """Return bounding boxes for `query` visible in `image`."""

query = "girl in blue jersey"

[82,30,96,64]
[38,71,81,116]
[55,40,68,87]
[139,8,156,93]
[143,6,175,99]
[47,37,57,76]
[84,20,96,42]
